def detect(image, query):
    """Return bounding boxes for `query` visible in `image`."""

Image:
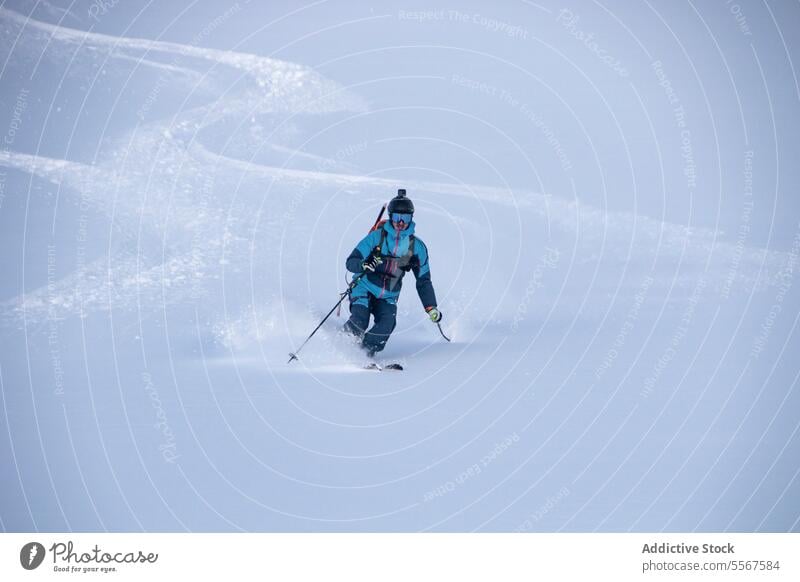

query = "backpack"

[374,225,416,271]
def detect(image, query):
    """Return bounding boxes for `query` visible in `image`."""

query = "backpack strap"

[377,228,387,254]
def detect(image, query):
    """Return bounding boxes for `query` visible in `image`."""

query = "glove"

[426,306,442,323]
[362,254,383,272]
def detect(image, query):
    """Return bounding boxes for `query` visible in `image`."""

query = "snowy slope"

[1,3,799,533]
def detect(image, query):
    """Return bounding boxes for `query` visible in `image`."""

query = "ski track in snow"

[0,6,789,333]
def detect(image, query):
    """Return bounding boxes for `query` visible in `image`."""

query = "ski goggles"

[390,212,412,224]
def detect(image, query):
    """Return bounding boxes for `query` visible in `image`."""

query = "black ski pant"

[343,294,397,354]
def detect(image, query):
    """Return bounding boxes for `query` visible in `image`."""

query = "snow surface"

[1,1,799,532]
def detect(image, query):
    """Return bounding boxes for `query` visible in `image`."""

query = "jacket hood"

[380,219,415,258]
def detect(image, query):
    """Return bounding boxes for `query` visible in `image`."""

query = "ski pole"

[289,199,394,362]
[288,272,366,364]
[370,203,387,231]
[336,204,387,318]
[436,322,451,342]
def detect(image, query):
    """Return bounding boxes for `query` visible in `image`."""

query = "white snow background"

[0,0,799,531]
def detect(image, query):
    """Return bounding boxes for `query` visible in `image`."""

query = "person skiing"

[343,189,441,357]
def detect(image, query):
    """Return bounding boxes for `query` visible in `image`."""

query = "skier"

[343,189,441,358]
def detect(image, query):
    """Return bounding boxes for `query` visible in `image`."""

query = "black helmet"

[387,188,414,215]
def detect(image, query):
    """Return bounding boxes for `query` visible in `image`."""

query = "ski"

[363,362,404,371]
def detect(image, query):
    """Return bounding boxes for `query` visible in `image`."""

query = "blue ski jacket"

[346,220,438,308]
